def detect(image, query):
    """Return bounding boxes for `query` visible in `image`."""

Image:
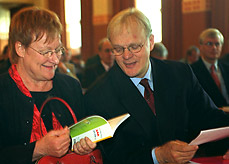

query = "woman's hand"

[33,127,70,161]
[223,149,229,160]
[73,137,97,155]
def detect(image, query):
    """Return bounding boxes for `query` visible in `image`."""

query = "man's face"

[110,25,154,78]
[200,37,222,63]
[99,41,114,66]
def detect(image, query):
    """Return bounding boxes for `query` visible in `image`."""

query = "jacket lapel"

[110,63,156,141]
[151,59,177,142]
[110,60,178,143]
[219,62,229,97]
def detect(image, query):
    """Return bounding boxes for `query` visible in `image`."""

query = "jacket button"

[26,120,29,124]
[24,142,27,146]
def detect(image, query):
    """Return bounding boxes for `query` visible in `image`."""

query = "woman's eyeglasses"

[28,46,65,58]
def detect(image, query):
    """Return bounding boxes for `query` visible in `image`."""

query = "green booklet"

[69,113,130,150]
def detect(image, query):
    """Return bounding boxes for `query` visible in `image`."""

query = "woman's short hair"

[9,6,62,64]
[107,8,152,41]
[199,28,224,45]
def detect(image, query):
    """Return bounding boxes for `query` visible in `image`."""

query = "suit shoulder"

[155,59,191,72]
[84,72,111,95]
[220,61,229,68]
[0,73,13,89]
[54,72,81,88]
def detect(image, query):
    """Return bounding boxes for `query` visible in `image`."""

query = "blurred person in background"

[71,54,85,83]
[57,48,78,80]
[150,42,168,60]
[0,45,11,74]
[82,37,115,89]
[180,45,200,64]
[191,28,229,108]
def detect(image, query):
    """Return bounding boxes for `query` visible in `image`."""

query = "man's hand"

[155,140,198,164]
[73,137,97,155]
[223,149,229,160]
[33,127,70,161]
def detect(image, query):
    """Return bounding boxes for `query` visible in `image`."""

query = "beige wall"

[92,0,113,55]
[0,0,48,54]
[181,0,211,59]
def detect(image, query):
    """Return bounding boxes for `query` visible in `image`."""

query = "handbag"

[36,97,103,164]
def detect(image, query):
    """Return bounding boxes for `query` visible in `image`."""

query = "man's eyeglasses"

[28,46,65,58]
[111,43,145,56]
[203,42,221,47]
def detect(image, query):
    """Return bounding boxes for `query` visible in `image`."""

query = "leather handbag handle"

[39,97,78,136]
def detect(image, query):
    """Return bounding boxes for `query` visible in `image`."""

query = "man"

[191,28,229,108]
[150,42,168,60]
[84,8,229,164]
[58,48,78,80]
[82,38,115,89]
[180,45,200,64]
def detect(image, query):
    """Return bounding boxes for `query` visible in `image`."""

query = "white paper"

[189,126,229,145]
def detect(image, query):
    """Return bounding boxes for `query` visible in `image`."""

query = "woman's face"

[18,34,62,83]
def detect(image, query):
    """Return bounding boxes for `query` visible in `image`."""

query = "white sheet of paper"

[189,126,229,146]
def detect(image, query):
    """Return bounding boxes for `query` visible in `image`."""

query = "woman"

[0,7,96,163]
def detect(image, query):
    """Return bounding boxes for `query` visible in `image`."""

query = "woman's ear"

[15,41,25,57]
[149,34,155,51]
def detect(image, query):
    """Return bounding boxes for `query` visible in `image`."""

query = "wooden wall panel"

[81,0,135,62]
[112,0,135,16]
[162,0,182,60]
[211,0,229,56]
[93,25,108,55]
[48,0,66,47]
[182,12,211,59]
[81,0,93,61]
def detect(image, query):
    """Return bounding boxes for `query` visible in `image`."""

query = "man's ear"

[149,34,155,51]
[15,41,25,57]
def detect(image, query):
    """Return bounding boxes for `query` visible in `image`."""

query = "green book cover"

[69,113,130,149]
[70,115,108,138]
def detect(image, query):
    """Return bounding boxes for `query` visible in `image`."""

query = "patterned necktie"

[210,65,221,92]
[140,78,156,115]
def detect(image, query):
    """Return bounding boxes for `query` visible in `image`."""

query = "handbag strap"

[39,97,78,136]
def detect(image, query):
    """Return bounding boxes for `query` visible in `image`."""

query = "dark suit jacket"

[82,61,106,88]
[191,58,229,107]
[84,58,229,164]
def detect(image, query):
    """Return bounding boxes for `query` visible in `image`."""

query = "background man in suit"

[82,38,114,89]
[180,45,200,64]
[84,8,229,164]
[57,48,78,80]
[191,28,229,108]
[150,42,168,60]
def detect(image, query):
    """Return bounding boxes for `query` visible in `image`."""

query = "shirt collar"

[101,60,110,72]
[201,57,219,71]
[131,61,153,89]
